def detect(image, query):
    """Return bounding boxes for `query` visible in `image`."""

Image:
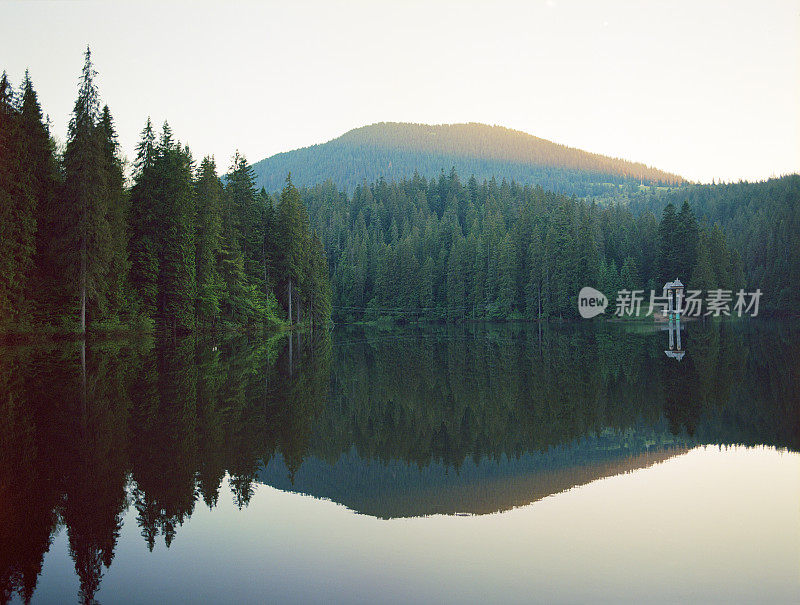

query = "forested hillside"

[0,50,331,335]
[251,122,684,197]
[301,169,757,322]
[613,177,800,313]
[2,50,793,332]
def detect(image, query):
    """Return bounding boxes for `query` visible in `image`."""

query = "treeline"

[0,49,330,335]
[616,176,800,314]
[250,122,684,197]
[301,170,742,322]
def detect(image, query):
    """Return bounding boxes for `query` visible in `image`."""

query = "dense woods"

[618,176,800,313]
[251,122,684,197]
[301,170,752,322]
[0,50,330,335]
[1,49,796,333]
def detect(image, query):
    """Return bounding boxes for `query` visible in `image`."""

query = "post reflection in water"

[1,321,798,603]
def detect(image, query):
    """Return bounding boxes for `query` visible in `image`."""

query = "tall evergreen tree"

[153,124,196,333]
[0,72,36,327]
[675,200,699,280]
[128,118,159,317]
[194,157,225,325]
[656,202,679,285]
[96,105,129,318]
[63,47,113,331]
[20,71,62,323]
[276,174,309,323]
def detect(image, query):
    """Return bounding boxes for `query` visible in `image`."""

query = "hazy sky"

[1,0,798,183]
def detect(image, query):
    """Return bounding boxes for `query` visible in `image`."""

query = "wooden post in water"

[663,279,686,361]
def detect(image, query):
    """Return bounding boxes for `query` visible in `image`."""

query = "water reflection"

[1,321,798,603]
[664,319,684,360]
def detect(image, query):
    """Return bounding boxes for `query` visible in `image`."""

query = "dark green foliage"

[194,157,226,325]
[0,71,36,327]
[97,105,130,319]
[276,175,314,324]
[19,72,61,323]
[0,49,331,335]
[624,176,800,314]
[62,48,119,330]
[153,127,196,333]
[302,173,622,321]
[128,118,160,317]
[301,167,769,322]
[656,202,680,282]
[675,200,700,278]
[251,122,684,197]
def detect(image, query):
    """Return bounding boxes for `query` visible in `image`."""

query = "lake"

[2,321,798,604]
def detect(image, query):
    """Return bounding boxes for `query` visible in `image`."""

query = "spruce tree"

[675,200,699,279]
[194,157,225,325]
[153,124,196,332]
[656,202,679,284]
[20,71,62,323]
[226,152,262,288]
[0,72,36,327]
[63,47,112,331]
[128,118,159,317]
[276,174,309,323]
[97,105,129,318]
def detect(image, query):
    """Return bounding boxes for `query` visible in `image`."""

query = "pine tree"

[543,201,576,318]
[691,233,716,294]
[20,71,62,323]
[97,105,129,318]
[446,235,466,321]
[153,124,196,333]
[706,224,731,288]
[494,233,517,318]
[620,256,640,290]
[276,174,309,323]
[0,72,38,328]
[129,118,159,317]
[194,157,226,325]
[656,202,679,284]
[525,229,544,320]
[308,232,331,325]
[675,200,699,279]
[63,47,113,331]
[0,72,37,328]
[226,152,262,289]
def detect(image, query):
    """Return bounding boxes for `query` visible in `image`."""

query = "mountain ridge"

[250,121,685,196]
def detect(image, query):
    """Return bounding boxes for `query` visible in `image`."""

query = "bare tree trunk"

[81,339,87,415]
[81,222,86,333]
[538,282,541,322]
[288,278,292,326]
[288,329,292,376]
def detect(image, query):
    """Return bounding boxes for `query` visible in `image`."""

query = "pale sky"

[1,0,798,183]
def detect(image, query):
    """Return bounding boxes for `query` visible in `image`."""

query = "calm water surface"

[2,321,799,603]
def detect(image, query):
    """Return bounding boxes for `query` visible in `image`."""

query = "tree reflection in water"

[0,321,797,603]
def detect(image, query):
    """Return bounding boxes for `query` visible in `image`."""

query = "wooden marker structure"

[663,279,685,361]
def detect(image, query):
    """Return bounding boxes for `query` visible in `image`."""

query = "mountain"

[257,441,689,519]
[250,122,684,196]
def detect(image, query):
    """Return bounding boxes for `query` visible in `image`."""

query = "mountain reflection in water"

[1,321,798,603]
